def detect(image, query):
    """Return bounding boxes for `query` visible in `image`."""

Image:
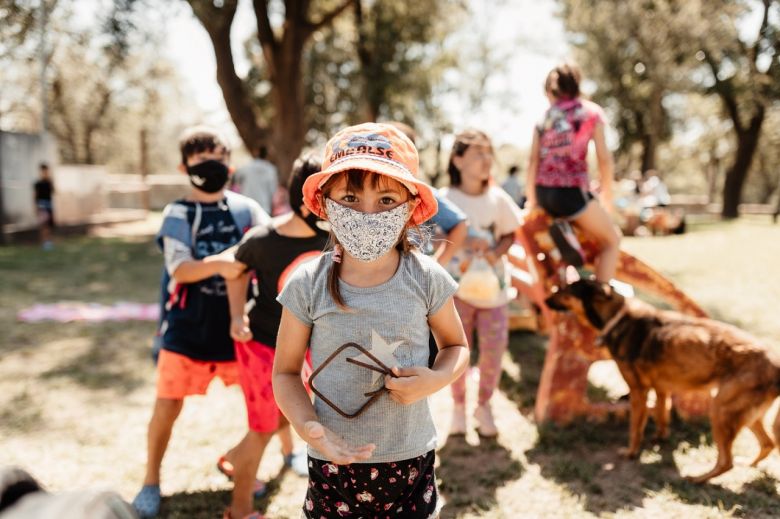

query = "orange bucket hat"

[302,122,438,225]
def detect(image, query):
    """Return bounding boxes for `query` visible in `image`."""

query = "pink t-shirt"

[535,98,606,189]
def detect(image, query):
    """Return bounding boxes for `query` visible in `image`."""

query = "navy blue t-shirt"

[157,197,252,361]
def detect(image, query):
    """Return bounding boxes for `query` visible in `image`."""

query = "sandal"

[217,456,268,498]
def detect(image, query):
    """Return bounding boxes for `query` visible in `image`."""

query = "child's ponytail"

[328,242,348,309]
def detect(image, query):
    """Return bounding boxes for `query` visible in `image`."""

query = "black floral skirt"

[303,451,438,518]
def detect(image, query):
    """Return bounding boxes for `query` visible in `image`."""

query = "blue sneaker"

[283,451,309,477]
[132,484,161,518]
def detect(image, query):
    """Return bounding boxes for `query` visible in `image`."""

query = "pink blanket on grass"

[17,302,160,323]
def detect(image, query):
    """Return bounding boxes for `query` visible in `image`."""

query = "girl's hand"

[303,421,375,465]
[230,315,252,342]
[384,366,445,405]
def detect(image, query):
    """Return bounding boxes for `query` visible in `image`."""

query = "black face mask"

[299,210,330,237]
[186,160,229,193]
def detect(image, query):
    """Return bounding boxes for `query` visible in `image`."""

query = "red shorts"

[234,340,312,433]
[156,349,240,399]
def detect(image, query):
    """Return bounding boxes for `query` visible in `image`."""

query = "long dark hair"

[319,170,417,309]
[446,129,493,188]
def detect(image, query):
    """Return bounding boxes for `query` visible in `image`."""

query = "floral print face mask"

[325,198,410,263]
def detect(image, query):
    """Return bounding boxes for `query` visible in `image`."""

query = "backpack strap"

[224,191,256,234]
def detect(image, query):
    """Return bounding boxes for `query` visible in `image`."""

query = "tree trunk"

[722,110,764,219]
[205,26,267,154]
[269,34,308,185]
[190,0,353,184]
[639,133,656,173]
[707,154,720,204]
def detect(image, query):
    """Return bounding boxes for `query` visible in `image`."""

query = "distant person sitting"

[640,169,671,208]
[232,145,279,215]
[33,163,55,250]
[501,165,525,207]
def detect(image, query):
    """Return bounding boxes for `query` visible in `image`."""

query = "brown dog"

[545,279,780,483]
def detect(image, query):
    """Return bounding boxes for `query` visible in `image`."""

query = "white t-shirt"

[440,185,523,308]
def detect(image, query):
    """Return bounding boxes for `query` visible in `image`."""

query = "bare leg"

[572,200,621,282]
[143,398,183,485]
[229,430,274,518]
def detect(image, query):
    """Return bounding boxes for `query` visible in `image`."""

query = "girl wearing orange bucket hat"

[273,123,469,518]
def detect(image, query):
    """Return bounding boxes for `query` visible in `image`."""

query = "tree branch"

[309,0,353,34]
[702,49,743,134]
[252,0,278,51]
[751,0,771,68]
[252,0,281,81]
[187,0,268,149]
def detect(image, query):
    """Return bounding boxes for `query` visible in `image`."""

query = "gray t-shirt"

[277,250,458,463]
[232,158,278,214]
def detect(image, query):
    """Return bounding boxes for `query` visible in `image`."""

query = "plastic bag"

[456,256,501,303]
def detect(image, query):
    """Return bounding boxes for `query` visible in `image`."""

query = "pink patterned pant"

[451,298,509,405]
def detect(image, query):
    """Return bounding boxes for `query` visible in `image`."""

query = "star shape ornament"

[351,330,404,386]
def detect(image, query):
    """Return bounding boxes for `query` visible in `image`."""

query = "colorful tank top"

[535,98,606,189]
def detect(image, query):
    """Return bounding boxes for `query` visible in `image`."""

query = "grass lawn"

[1,218,779,518]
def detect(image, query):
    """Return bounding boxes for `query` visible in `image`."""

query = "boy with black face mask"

[133,126,269,518]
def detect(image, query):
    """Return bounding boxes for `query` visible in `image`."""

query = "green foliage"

[245,0,459,144]
[0,0,47,58]
[558,0,780,210]
[558,0,684,170]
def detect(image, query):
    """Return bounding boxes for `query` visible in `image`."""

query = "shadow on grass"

[158,488,231,518]
[665,474,780,518]
[39,323,150,393]
[501,332,780,516]
[500,330,616,413]
[0,389,44,434]
[437,435,523,517]
[499,331,547,412]
[160,470,290,519]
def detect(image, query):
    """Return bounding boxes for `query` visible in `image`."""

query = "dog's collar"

[595,306,628,346]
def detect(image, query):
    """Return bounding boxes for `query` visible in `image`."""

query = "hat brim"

[302,158,438,226]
